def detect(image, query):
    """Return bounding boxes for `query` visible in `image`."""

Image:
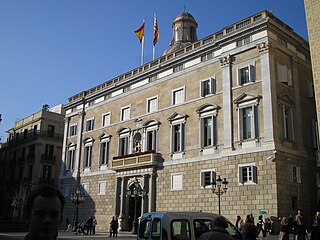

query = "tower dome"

[163,11,198,55]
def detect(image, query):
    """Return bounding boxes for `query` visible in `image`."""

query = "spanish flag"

[153,16,159,46]
[134,22,145,43]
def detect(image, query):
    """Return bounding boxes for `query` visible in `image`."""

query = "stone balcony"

[111,150,158,171]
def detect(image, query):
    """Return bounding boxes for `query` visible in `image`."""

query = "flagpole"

[153,14,156,60]
[141,20,145,66]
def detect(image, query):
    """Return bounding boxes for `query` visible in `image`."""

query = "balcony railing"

[111,150,158,171]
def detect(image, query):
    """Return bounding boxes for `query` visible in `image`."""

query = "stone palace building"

[59,10,319,231]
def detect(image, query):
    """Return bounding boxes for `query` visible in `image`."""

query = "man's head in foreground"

[24,184,65,240]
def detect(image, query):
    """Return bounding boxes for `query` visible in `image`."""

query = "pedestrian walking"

[110,216,118,237]
[86,216,93,235]
[242,223,258,240]
[245,215,253,224]
[310,213,320,240]
[235,215,244,230]
[92,215,97,235]
[278,217,289,240]
[257,215,266,237]
[294,210,306,240]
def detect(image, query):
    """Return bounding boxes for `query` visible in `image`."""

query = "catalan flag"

[153,15,159,46]
[134,22,145,43]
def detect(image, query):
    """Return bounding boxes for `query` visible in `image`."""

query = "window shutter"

[289,165,294,182]
[201,172,205,187]
[213,116,218,146]
[212,171,216,185]
[250,65,255,82]
[153,130,157,151]
[296,167,301,183]
[181,123,185,151]
[201,82,205,97]
[253,166,258,183]
[237,68,240,85]
[211,78,216,94]
[239,167,243,184]
[287,69,293,86]
[254,106,259,138]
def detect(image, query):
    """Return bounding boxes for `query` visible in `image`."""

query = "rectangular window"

[147,97,158,113]
[146,130,157,151]
[238,65,255,85]
[47,125,55,137]
[66,149,75,171]
[98,181,106,195]
[201,52,213,62]
[277,63,292,86]
[172,124,185,152]
[121,106,131,121]
[239,164,257,184]
[149,75,157,82]
[84,145,92,168]
[236,36,250,47]
[239,106,258,141]
[171,173,183,190]
[119,136,129,156]
[45,144,54,160]
[102,113,111,127]
[283,105,293,141]
[201,170,216,188]
[201,116,217,147]
[289,165,301,183]
[100,141,109,165]
[242,107,253,139]
[173,88,185,105]
[42,165,51,180]
[69,124,77,136]
[86,119,94,132]
[173,64,183,73]
[201,78,216,97]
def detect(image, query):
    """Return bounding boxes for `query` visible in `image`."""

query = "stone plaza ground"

[0,231,310,240]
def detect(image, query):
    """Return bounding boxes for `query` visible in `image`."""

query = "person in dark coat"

[199,215,234,240]
[242,223,258,240]
[278,217,289,240]
[310,216,320,240]
[294,210,306,240]
[257,215,266,237]
[86,216,93,235]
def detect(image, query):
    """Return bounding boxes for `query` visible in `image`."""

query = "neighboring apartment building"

[0,104,65,220]
[304,0,320,203]
[60,11,318,231]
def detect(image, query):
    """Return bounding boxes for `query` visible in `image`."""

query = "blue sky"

[0,0,307,141]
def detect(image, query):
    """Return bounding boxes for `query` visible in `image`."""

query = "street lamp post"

[211,175,228,215]
[70,187,85,231]
[127,178,147,234]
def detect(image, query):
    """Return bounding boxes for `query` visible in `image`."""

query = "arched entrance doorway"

[126,177,146,233]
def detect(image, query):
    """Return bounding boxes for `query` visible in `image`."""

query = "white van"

[137,212,243,240]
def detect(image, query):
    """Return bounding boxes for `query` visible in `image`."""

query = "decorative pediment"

[278,93,294,106]
[234,93,262,106]
[99,133,112,140]
[117,127,131,135]
[196,103,219,114]
[67,142,76,148]
[83,137,94,144]
[167,112,189,122]
[143,119,161,128]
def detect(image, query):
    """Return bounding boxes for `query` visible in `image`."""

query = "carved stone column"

[220,55,234,151]
[258,41,276,141]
